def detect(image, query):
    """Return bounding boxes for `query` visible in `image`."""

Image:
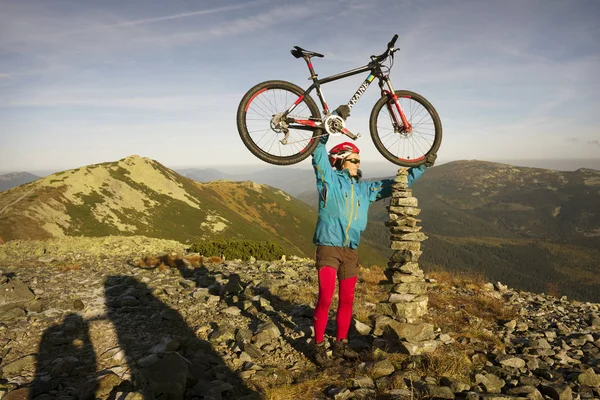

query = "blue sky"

[0,0,598,174]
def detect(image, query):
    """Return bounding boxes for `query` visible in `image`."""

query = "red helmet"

[328,142,360,168]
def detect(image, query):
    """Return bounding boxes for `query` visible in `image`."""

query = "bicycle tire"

[369,90,442,167]
[237,80,322,165]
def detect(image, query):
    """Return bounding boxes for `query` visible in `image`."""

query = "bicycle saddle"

[290,46,324,59]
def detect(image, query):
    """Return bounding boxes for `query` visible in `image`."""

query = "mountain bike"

[236,35,442,167]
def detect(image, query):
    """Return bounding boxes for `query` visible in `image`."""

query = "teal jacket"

[312,138,425,249]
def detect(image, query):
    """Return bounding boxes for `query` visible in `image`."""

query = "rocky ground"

[0,236,599,399]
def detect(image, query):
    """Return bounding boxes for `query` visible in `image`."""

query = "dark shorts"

[315,245,360,280]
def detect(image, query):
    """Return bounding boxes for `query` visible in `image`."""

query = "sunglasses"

[345,158,361,164]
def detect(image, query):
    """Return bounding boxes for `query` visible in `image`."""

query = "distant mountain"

[0,156,317,257]
[178,168,233,182]
[178,167,315,197]
[0,172,40,192]
[363,160,600,302]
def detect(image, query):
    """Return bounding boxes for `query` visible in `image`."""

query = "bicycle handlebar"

[372,34,399,63]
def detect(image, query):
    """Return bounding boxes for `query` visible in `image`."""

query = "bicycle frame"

[283,58,412,135]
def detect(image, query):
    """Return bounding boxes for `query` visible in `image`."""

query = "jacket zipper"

[344,183,355,245]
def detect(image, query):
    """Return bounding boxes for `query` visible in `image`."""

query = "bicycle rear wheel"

[237,80,322,165]
[369,90,442,167]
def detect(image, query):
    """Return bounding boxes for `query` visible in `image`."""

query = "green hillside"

[0,155,387,263]
[363,160,600,302]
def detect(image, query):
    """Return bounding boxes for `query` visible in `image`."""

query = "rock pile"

[0,237,598,399]
[375,168,436,356]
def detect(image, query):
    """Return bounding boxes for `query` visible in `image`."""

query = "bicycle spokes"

[244,89,317,155]
[375,95,438,162]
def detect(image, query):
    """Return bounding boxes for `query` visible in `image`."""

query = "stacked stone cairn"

[374,168,437,355]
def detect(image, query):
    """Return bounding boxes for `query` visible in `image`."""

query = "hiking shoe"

[314,341,333,367]
[332,339,359,360]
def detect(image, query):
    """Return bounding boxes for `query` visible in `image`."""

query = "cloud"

[589,140,600,147]
[111,2,262,28]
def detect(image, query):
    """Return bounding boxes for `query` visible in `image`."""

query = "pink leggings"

[313,266,357,343]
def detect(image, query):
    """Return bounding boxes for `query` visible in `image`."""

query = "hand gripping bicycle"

[236,35,442,167]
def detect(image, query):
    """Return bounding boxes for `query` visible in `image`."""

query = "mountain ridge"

[0,155,320,258]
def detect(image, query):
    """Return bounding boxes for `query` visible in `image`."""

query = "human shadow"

[31,313,97,398]
[104,275,258,399]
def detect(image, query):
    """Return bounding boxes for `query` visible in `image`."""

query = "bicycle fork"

[380,77,412,134]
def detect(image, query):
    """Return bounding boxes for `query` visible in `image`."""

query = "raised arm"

[312,135,332,184]
[368,165,426,201]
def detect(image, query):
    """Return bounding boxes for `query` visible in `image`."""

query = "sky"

[0,0,599,174]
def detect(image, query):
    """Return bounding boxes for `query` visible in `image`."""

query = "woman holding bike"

[311,136,433,367]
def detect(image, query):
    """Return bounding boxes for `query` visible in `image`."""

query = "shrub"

[189,239,285,261]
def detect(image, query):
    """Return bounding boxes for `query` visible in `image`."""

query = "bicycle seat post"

[303,56,319,82]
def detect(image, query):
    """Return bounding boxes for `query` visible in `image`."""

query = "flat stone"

[390,250,423,263]
[353,376,375,389]
[390,241,421,251]
[387,272,422,284]
[353,319,372,335]
[388,206,421,216]
[369,360,395,379]
[497,355,526,369]
[252,322,281,347]
[578,368,600,387]
[222,306,241,316]
[397,262,423,275]
[475,373,505,393]
[398,340,438,355]
[392,297,428,320]
[506,386,544,400]
[539,383,573,400]
[383,322,435,343]
[390,232,428,242]
[392,282,427,295]
[373,315,402,336]
[389,197,418,207]
[388,293,418,303]
[0,278,35,311]
[422,384,454,399]
[0,355,36,375]
[0,307,26,321]
[393,175,408,184]
[389,225,422,233]
[391,189,412,198]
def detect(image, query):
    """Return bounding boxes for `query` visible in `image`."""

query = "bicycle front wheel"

[237,80,322,165]
[369,90,442,167]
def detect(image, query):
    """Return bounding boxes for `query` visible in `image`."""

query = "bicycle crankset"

[324,114,345,136]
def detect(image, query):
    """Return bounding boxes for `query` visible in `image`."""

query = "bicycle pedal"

[341,128,360,140]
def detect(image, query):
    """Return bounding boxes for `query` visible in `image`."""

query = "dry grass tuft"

[425,270,517,352]
[205,255,223,264]
[259,371,346,400]
[360,264,386,285]
[428,270,487,288]
[185,254,203,267]
[57,263,81,272]
[273,284,317,307]
[157,263,169,272]
[411,347,474,382]
[354,265,388,323]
